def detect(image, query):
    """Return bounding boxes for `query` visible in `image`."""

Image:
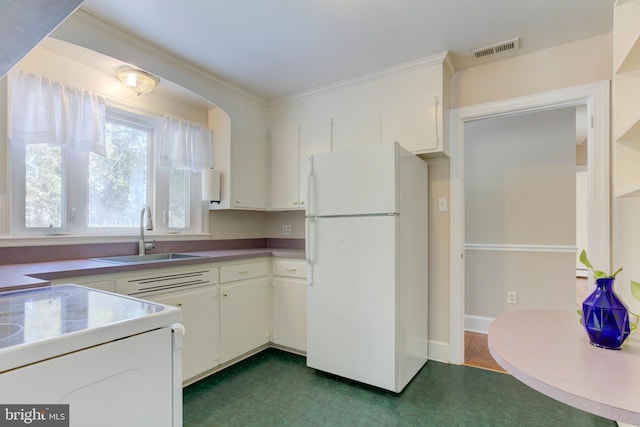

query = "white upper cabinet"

[299,118,332,208]
[268,52,452,210]
[209,101,268,210]
[270,118,331,210]
[613,0,640,196]
[380,63,450,155]
[331,107,381,152]
[270,124,300,209]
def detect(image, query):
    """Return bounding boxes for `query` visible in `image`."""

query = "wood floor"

[464,331,506,373]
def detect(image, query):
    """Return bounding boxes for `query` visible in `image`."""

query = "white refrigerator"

[305,142,428,393]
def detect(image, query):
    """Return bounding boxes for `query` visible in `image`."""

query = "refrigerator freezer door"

[306,215,398,391]
[308,143,398,217]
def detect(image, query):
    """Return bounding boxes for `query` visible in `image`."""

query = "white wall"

[464,107,577,321]
[0,9,617,354]
[51,11,266,122]
[15,39,210,125]
[47,10,269,239]
[443,33,611,358]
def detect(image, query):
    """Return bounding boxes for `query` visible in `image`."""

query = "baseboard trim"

[185,340,456,388]
[427,340,450,363]
[464,315,495,334]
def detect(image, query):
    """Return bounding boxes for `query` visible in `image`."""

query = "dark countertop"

[0,248,305,292]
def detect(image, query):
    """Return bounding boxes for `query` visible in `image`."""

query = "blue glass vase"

[582,277,630,350]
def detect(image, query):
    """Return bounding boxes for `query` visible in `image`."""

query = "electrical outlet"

[507,291,517,304]
[281,224,291,236]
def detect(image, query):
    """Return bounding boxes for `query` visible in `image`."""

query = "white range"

[0,284,183,427]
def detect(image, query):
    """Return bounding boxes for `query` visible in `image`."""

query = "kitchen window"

[11,106,199,236]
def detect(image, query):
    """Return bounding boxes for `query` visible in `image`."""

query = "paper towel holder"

[202,168,221,203]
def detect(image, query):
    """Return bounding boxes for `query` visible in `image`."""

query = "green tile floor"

[183,348,616,427]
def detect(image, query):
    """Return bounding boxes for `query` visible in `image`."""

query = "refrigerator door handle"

[306,217,314,286]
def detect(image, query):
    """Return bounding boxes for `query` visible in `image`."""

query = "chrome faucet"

[139,206,155,256]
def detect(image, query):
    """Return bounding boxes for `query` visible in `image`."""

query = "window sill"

[0,233,213,248]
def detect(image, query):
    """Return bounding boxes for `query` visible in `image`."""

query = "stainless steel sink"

[91,253,203,264]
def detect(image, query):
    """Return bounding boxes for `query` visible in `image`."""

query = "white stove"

[0,284,184,427]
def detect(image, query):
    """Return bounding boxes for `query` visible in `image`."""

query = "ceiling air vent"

[470,37,520,59]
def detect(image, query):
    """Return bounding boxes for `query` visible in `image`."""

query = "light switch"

[438,197,448,212]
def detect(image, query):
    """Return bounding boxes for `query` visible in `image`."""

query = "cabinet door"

[331,107,380,152]
[380,64,443,154]
[381,96,439,152]
[272,277,306,351]
[270,124,300,209]
[52,277,114,292]
[147,286,220,382]
[232,105,268,209]
[299,118,331,209]
[220,277,270,363]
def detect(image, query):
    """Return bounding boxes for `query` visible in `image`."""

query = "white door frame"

[449,81,610,364]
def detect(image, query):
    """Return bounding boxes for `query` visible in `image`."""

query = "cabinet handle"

[293,201,298,206]
[238,270,249,275]
[176,300,183,307]
[434,95,439,146]
[286,268,297,272]
[235,199,241,204]
[300,201,304,206]
[223,292,228,297]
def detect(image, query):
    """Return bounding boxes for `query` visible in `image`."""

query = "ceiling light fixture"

[117,68,160,96]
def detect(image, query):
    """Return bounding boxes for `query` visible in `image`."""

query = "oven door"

[0,326,180,427]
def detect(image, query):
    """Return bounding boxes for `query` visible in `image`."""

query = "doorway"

[463,106,578,335]
[449,81,610,365]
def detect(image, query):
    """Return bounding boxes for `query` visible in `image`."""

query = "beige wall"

[464,107,577,319]
[425,157,450,344]
[1,10,620,358]
[265,211,305,239]
[208,210,306,240]
[465,108,577,246]
[466,251,576,318]
[451,34,611,109]
[208,210,266,240]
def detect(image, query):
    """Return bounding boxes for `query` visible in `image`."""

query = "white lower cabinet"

[145,285,220,382]
[51,275,114,292]
[219,260,271,364]
[50,256,307,382]
[271,259,307,352]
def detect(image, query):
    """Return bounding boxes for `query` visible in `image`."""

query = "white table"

[488,309,640,425]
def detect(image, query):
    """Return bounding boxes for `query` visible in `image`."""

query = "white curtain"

[160,116,213,170]
[9,69,106,156]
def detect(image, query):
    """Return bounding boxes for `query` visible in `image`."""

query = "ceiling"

[79,0,614,102]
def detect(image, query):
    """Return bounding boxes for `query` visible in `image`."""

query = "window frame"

[9,105,203,237]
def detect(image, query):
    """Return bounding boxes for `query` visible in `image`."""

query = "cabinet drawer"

[116,267,218,296]
[272,259,307,278]
[220,260,269,283]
